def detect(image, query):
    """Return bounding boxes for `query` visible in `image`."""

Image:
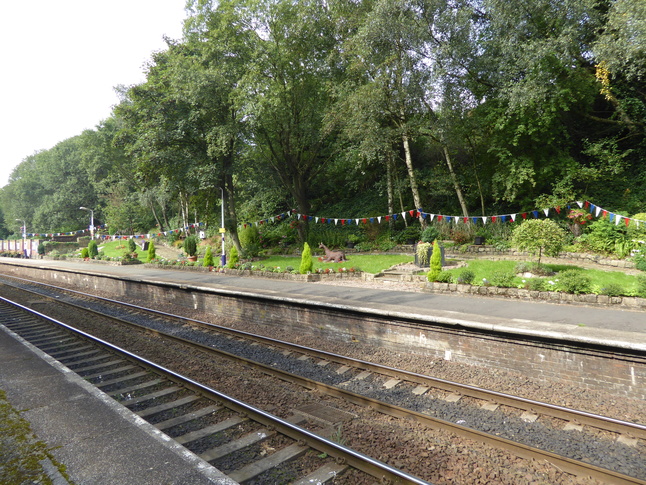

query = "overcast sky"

[0,1,187,188]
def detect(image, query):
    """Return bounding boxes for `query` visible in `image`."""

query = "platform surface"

[0,321,237,484]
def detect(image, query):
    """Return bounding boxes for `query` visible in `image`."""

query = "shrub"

[128,238,137,253]
[37,243,45,256]
[637,274,646,298]
[488,270,515,288]
[299,242,313,274]
[420,226,440,243]
[394,225,421,244]
[227,246,239,268]
[147,241,156,262]
[557,270,592,294]
[427,240,443,282]
[87,240,98,259]
[599,283,624,297]
[511,219,566,263]
[457,269,475,285]
[80,248,89,259]
[202,246,214,267]
[526,278,548,291]
[436,272,453,283]
[184,235,198,257]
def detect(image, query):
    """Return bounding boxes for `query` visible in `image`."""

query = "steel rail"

[5,274,645,442]
[3,284,645,485]
[0,296,430,485]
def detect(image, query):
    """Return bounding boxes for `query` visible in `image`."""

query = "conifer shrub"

[184,235,198,257]
[203,246,214,267]
[128,238,137,253]
[146,241,156,262]
[426,240,443,282]
[227,246,239,268]
[87,240,98,259]
[80,248,89,259]
[299,242,313,274]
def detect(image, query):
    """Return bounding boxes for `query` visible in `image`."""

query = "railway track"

[1,275,645,484]
[0,295,429,485]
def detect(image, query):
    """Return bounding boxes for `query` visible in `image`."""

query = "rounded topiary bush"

[146,241,156,262]
[426,240,443,282]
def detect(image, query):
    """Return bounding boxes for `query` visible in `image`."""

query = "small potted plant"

[346,234,361,248]
[184,235,198,262]
[474,228,487,245]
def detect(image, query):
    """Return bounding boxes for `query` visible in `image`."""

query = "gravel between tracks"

[2,276,645,484]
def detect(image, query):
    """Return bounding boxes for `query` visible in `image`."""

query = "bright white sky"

[0,1,188,188]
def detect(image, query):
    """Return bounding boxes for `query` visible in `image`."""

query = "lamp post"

[218,187,226,267]
[15,219,26,256]
[79,207,94,240]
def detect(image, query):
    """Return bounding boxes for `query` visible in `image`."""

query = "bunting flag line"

[239,201,646,231]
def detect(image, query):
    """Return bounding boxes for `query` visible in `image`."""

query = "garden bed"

[425,281,646,309]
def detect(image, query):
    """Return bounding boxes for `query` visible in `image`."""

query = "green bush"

[637,274,646,298]
[557,270,592,294]
[599,283,624,297]
[227,246,239,268]
[147,241,156,262]
[488,270,516,288]
[579,217,634,257]
[526,278,548,291]
[128,238,137,253]
[80,248,89,259]
[436,272,453,283]
[394,225,421,244]
[457,269,475,285]
[427,240,443,282]
[420,226,440,243]
[87,240,98,259]
[300,243,313,274]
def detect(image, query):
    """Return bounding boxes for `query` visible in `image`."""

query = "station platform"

[0,318,236,484]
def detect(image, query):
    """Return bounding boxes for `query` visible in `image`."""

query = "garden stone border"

[424,281,646,310]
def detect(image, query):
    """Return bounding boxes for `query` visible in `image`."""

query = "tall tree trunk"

[401,132,426,228]
[386,151,395,231]
[442,146,469,217]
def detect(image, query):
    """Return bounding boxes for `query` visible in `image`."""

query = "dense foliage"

[1,0,644,252]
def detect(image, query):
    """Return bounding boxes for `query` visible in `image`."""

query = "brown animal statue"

[319,243,347,263]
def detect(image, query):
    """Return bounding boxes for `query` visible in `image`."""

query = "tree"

[511,220,567,264]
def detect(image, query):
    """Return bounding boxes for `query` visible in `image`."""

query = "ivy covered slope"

[1,0,645,249]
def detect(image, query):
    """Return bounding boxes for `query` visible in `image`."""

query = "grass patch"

[257,253,413,274]
[443,260,642,296]
[96,240,145,260]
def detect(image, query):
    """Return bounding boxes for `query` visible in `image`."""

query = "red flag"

[385,215,390,221]
[321,218,326,224]
[437,215,443,221]
[463,217,468,223]
[602,210,608,218]
[362,218,367,224]
[491,216,497,223]
[584,201,590,208]
[555,206,561,214]
[522,213,527,219]
[625,218,631,227]
[341,219,346,225]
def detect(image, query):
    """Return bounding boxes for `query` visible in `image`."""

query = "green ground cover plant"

[442,260,642,296]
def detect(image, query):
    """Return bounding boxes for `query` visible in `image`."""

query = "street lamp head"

[79,206,88,210]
